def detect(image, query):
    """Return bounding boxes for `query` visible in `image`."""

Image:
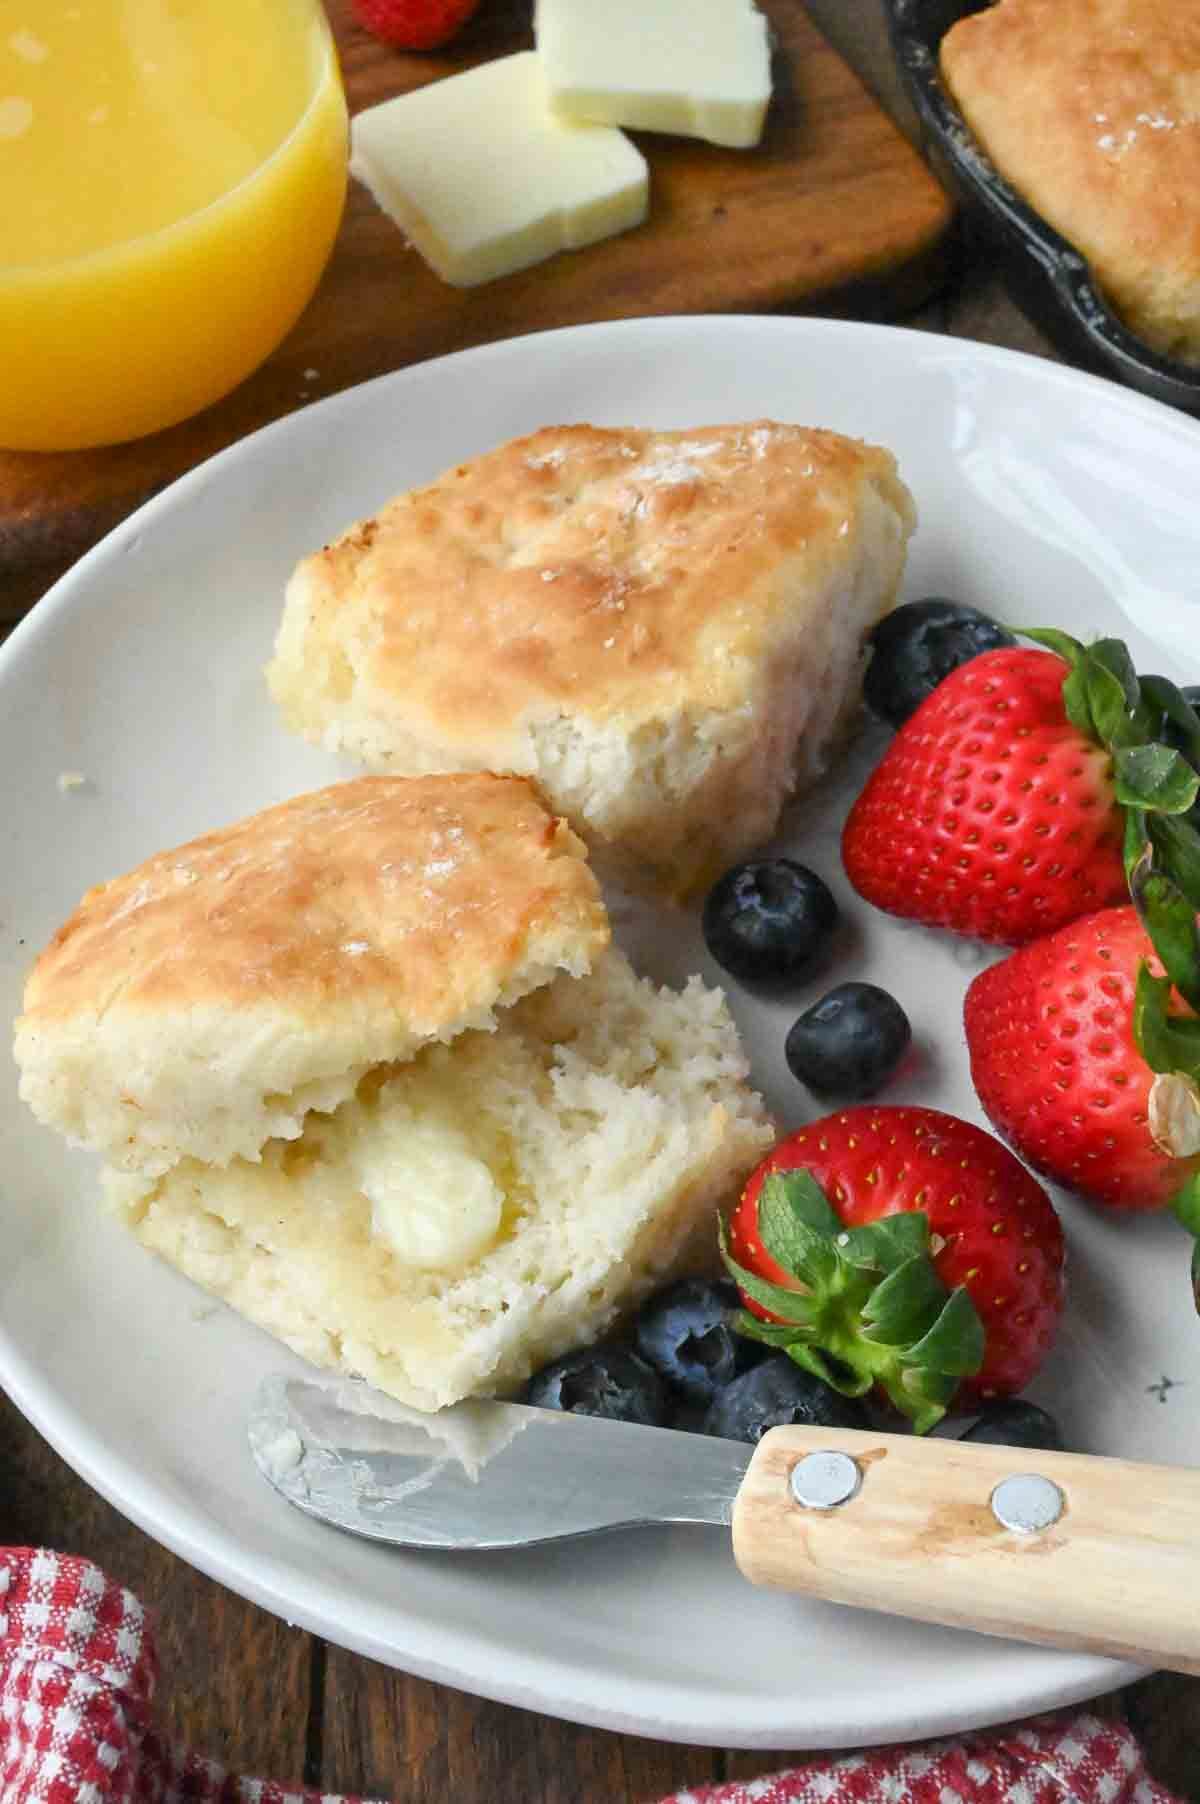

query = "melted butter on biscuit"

[357,1110,504,1272]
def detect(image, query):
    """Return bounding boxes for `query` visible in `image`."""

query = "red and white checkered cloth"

[0,1546,1178,1804]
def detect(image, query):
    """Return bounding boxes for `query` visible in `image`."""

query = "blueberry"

[959,1399,1064,1452]
[864,599,1015,728]
[521,1345,670,1426]
[785,982,911,1099]
[702,859,838,985]
[634,1278,763,1404]
[702,1354,870,1444]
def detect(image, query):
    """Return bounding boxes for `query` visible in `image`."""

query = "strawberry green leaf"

[1142,675,1200,765]
[1018,628,1192,783]
[1124,807,1152,890]
[838,1213,930,1273]
[860,1252,948,1345]
[731,1313,817,1348]
[1172,1168,1200,1239]
[1060,665,1097,738]
[1133,966,1177,1075]
[731,1309,875,1397]
[835,1224,888,1269]
[1088,640,1160,742]
[905,1286,987,1377]
[1017,627,1086,666]
[1016,627,1159,748]
[756,1173,842,1289]
[1014,628,1094,735]
[785,1343,874,1397]
[1113,744,1200,815]
[1149,814,1200,913]
[893,1367,961,1437]
[1133,965,1200,1076]
[760,1169,841,1236]
[1129,868,1200,1011]
[1081,655,1143,748]
[721,1254,820,1325]
[718,1215,819,1318]
[1155,1016,1200,1061]
[1089,638,1142,712]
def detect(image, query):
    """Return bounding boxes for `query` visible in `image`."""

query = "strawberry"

[349,0,480,49]
[965,906,1200,1214]
[722,1105,1065,1432]
[963,670,1200,1218]
[841,631,1200,945]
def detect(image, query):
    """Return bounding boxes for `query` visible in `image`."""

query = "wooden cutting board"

[0,0,952,625]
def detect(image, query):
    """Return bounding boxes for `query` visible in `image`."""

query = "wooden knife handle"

[731,1425,1200,1674]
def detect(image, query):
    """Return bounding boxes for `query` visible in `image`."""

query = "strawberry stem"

[721,1171,984,1434]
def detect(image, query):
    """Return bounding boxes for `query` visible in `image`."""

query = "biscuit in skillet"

[941,0,1200,363]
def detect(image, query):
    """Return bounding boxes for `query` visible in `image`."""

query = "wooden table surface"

[4,3,1200,1799]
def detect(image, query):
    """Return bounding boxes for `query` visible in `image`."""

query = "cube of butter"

[535,0,772,150]
[349,52,649,288]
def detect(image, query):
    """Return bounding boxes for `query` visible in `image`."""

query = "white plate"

[4,316,1200,1752]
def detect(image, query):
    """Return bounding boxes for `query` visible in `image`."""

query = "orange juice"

[0,0,348,450]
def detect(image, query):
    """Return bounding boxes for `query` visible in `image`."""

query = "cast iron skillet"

[882,0,1200,415]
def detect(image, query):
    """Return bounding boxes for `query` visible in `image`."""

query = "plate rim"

[5,310,1190,1749]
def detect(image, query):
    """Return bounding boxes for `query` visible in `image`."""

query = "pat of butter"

[358,1116,503,1272]
[535,0,772,150]
[349,52,648,288]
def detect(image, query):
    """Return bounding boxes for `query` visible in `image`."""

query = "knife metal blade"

[249,1373,753,1550]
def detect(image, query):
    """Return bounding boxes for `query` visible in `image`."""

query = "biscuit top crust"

[279,421,911,738]
[15,774,609,1175]
[22,773,606,1034]
[940,0,1200,361]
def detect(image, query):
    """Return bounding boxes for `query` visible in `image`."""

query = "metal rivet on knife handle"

[989,1472,1064,1534]
[789,1449,863,1511]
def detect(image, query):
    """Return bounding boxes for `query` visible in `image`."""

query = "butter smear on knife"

[535,0,773,149]
[350,52,648,288]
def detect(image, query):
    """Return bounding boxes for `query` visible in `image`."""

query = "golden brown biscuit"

[14,772,772,1412]
[941,0,1200,363]
[267,421,916,899]
[14,773,608,1178]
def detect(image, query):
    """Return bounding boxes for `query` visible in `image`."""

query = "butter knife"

[250,1372,1200,1675]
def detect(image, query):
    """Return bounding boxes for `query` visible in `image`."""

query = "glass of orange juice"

[0,0,349,451]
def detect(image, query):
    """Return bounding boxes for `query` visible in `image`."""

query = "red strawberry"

[965,905,1200,1214]
[349,0,480,49]
[843,641,1130,944]
[723,1105,1065,1432]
